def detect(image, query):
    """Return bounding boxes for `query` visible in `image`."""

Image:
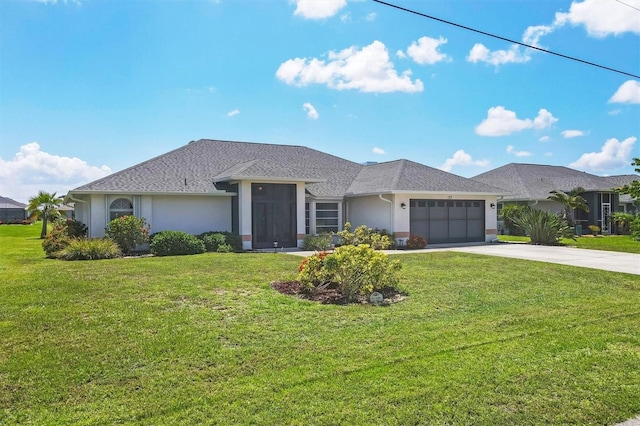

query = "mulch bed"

[270,281,406,305]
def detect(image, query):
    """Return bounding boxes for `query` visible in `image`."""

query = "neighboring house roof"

[0,196,27,209]
[72,139,502,198]
[347,159,504,195]
[471,163,633,201]
[602,175,639,204]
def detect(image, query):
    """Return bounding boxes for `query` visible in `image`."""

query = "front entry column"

[238,181,253,250]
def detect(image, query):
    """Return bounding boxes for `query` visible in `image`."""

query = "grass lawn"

[498,234,640,254]
[2,225,640,425]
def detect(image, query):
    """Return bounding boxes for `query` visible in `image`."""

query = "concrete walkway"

[286,243,640,275]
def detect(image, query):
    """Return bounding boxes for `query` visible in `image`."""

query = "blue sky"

[1,0,639,202]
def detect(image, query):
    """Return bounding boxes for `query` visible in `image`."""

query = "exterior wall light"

[490,203,496,209]
[400,202,407,209]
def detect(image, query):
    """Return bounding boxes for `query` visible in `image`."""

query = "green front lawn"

[2,225,639,424]
[498,234,640,254]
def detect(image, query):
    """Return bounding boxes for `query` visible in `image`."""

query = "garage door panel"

[410,199,485,244]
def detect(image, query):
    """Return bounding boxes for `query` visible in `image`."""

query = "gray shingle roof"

[72,139,362,197]
[72,139,504,198]
[0,196,27,209]
[347,159,504,195]
[471,163,636,200]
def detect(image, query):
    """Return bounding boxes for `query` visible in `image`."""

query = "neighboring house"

[0,196,28,223]
[472,163,639,234]
[68,139,504,249]
[601,175,639,214]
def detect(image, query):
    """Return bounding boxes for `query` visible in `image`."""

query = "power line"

[372,0,640,79]
[615,0,640,12]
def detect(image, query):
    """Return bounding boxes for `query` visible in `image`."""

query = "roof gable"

[347,159,504,195]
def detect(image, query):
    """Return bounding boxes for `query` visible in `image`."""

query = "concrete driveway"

[447,243,640,275]
[288,243,640,275]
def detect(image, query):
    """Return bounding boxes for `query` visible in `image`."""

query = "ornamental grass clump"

[512,207,573,245]
[58,238,121,260]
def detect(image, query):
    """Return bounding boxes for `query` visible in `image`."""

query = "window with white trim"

[315,202,338,233]
[109,198,133,221]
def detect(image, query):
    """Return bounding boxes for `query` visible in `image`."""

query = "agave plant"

[512,207,573,245]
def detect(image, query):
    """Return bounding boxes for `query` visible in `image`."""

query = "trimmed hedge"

[151,231,206,256]
[197,231,242,252]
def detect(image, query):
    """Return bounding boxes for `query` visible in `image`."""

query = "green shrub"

[58,238,121,260]
[613,212,634,235]
[201,233,226,252]
[197,231,242,252]
[630,215,640,241]
[324,244,402,301]
[512,208,572,245]
[499,204,527,236]
[336,222,393,250]
[105,216,150,254]
[151,231,206,256]
[301,234,333,251]
[297,251,333,291]
[42,222,71,258]
[406,235,427,249]
[64,219,87,238]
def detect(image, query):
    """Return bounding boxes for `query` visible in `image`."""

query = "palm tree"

[27,191,64,238]
[547,187,590,225]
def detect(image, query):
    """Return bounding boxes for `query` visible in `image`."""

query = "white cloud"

[0,142,111,200]
[475,106,558,136]
[303,102,319,120]
[440,150,490,172]
[545,152,553,156]
[403,36,451,65]
[227,109,240,117]
[608,109,621,115]
[554,0,640,37]
[372,147,385,155]
[561,130,584,138]
[506,145,533,157]
[292,0,347,19]
[365,12,377,22]
[568,136,637,172]
[609,80,640,104]
[468,0,639,68]
[539,136,551,142]
[276,41,424,93]
[466,43,530,66]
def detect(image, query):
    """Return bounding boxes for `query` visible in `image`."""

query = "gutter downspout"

[379,194,393,232]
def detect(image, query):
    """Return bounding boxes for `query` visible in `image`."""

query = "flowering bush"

[297,251,333,291]
[406,235,427,249]
[42,222,72,258]
[105,215,150,254]
[336,222,393,250]
[297,245,402,302]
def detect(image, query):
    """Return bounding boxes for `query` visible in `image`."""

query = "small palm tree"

[547,187,589,225]
[27,191,64,238]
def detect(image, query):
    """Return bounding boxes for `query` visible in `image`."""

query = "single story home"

[472,163,639,234]
[68,139,504,249]
[0,196,28,223]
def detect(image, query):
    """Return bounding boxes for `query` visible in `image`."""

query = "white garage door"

[409,200,484,244]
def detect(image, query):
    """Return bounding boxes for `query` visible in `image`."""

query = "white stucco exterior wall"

[150,195,231,235]
[89,194,107,237]
[347,195,394,232]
